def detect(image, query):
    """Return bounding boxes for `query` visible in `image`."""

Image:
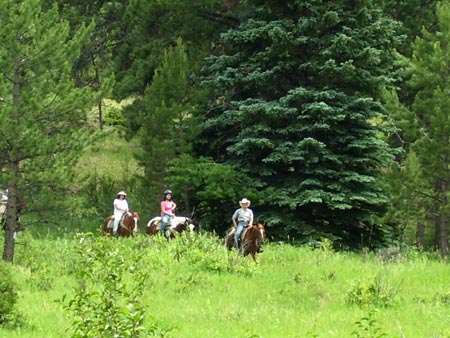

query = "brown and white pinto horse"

[225,222,266,263]
[146,216,195,239]
[103,212,140,237]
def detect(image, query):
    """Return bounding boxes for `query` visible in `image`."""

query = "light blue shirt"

[232,207,253,225]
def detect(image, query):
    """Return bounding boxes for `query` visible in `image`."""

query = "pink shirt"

[161,200,175,216]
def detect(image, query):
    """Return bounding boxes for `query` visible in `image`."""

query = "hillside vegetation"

[0,232,449,338]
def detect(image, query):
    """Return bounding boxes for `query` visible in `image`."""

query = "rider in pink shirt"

[160,190,176,235]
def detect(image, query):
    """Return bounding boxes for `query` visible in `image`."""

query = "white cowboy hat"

[239,198,251,207]
[117,191,127,196]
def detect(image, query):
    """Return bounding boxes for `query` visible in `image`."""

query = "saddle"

[234,225,250,251]
[107,213,127,230]
[240,227,249,241]
[117,212,132,231]
[156,217,175,231]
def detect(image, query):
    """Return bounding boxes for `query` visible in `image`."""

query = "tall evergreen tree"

[130,40,205,212]
[0,0,95,261]
[395,1,450,256]
[201,0,402,247]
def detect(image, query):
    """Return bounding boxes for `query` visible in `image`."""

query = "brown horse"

[225,222,266,263]
[103,212,140,237]
[146,216,195,239]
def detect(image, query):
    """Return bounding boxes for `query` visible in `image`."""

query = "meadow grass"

[1,230,450,338]
[75,128,142,179]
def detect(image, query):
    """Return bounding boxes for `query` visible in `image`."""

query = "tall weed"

[352,308,391,338]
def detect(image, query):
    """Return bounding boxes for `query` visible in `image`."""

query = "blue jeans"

[160,215,172,234]
[234,221,248,249]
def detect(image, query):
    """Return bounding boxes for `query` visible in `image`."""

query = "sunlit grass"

[1,232,450,337]
[76,128,142,179]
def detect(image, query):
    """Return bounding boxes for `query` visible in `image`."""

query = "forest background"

[1,0,450,262]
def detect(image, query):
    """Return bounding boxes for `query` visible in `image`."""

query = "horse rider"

[232,198,254,251]
[113,191,129,236]
[160,189,176,235]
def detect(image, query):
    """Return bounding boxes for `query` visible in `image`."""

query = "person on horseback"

[113,191,129,236]
[232,198,254,251]
[160,189,176,236]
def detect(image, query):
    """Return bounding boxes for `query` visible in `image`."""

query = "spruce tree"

[201,0,402,247]
[0,0,95,261]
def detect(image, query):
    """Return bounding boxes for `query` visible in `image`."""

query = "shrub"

[346,274,400,308]
[64,234,167,337]
[0,262,18,325]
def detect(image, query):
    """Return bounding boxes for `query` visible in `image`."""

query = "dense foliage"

[1,0,450,256]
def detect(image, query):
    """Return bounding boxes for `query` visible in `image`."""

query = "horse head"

[241,222,266,262]
[182,217,195,232]
[248,222,265,249]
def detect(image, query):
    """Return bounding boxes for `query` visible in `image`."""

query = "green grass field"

[1,231,449,338]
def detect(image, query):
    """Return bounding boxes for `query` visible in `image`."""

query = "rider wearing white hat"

[113,191,129,235]
[232,198,253,251]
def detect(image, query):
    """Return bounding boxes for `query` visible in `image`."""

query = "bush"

[346,274,400,308]
[0,262,18,324]
[64,234,167,337]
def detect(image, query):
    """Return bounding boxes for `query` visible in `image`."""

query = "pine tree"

[397,2,450,256]
[128,39,204,212]
[201,0,402,247]
[0,0,95,261]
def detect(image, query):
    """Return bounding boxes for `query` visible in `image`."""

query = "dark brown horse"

[146,216,195,239]
[225,222,266,263]
[103,212,140,237]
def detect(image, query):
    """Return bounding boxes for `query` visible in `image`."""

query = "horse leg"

[252,252,259,264]
[225,229,235,250]
[164,228,172,240]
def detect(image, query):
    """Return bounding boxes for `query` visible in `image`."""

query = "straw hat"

[239,198,251,207]
[117,191,127,196]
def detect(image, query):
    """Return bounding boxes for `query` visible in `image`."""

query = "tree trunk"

[416,222,425,250]
[2,214,15,262]
[435,180,449,256]
[98,99,103,130]
[3,59,21,262]
[183,185,191,217]
[2,182,19,262]
[435,215,449,256]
